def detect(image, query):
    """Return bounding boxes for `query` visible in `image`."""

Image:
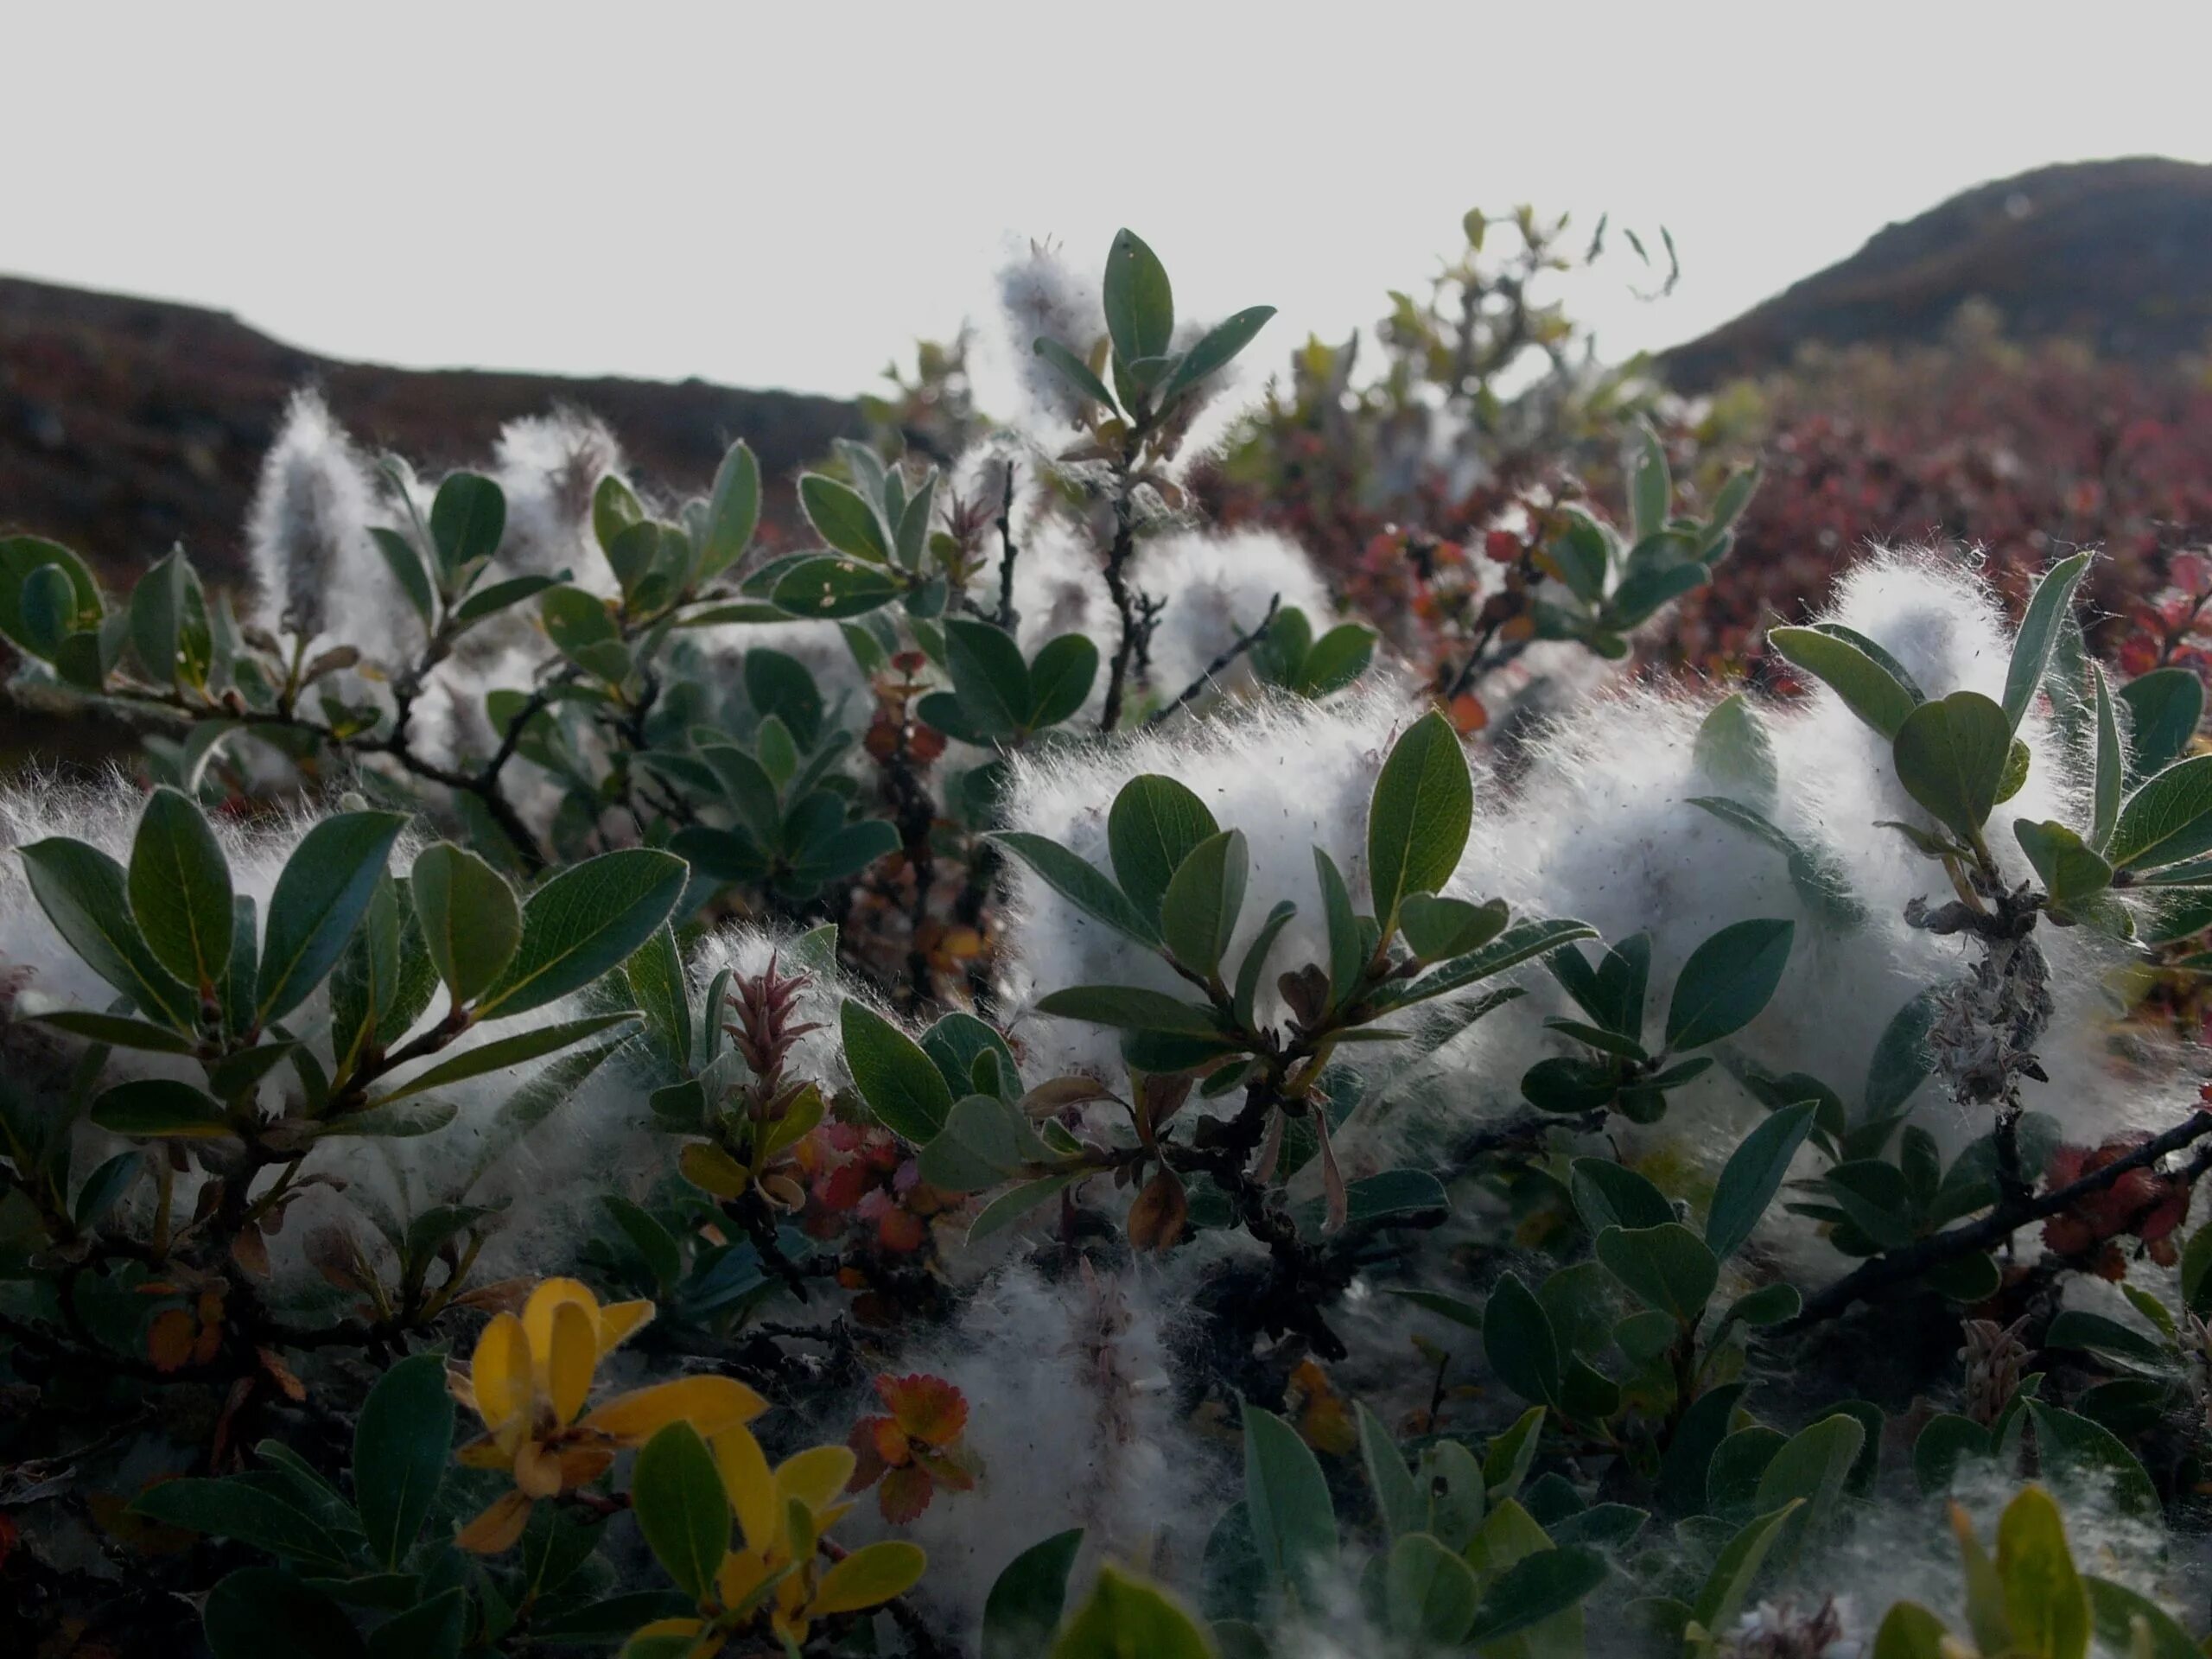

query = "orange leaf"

[876,1373,967,1446]
[455,1490,534,1554]
[876,1463,934,1524]
[147,1308,198,1373]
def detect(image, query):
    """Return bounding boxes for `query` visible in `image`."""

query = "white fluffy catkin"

[837,1260,1231,1633]
[245,391,405,661]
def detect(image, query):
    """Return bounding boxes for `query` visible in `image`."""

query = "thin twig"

[1779,1107,2212,1332]
[993,461,1020,630]
[1145,594,1281,728]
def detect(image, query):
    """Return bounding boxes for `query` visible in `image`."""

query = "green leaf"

[1357,1400,1423,1540]
[474,849,686,1019]
[1033,339,1119,414]
[203,1568,369,1659]
[1463,1545,1608,1645]
[2085,1578,2201,1659]
[1665,918,1794,1050]
[1770,625,1919,738]
[1232,901,1298,1029]
[946,617,1033,735]
[2111,753,2212,871]
[1027,633,1099,728]
[841,1000,955,1142]
[1892,690,2013,842]
[2090,664,2125,855]
[1034,984,1222,1036]
[2120,667,2203,779]
[257,812,408,1024]
[1687,796,1865,927]
[917,1094,1043,1192]
[35,1008,195,1053]
[696,439,761,582]
[1482,1270,1560,1408]
[2025,1402,2158,1516]
[606,1195,683,1291]
[798,474,892,563]
[1159,306,1277,406]
[966,1175,1079,1244]
[1385,1530,1481,1643]
[1103,229,1175,372]
[429,472,505,577]
[365,1590,465,1659]
[1691,1503,1802,1640]
[1866,990,1937,1117]
[1108,776,1220,930]
[623,924,692,1070]
[129,786,234,989]
[1400,893,1508,961]
[410,842,522,1007]
[1161,830,1248,979]
[1996,1484,2090,1659]
[983,1527,1084,1659]
[1726,1282,1802,1327]
[2004,553,2092,731]
[1706,1101,1817,1259]
[541,585,619,661]
[630,1421,729,1601]
[1397,918,1596,1007]
[1695,693,1779,811]
[919,1011,1020,1105]
[1051,1565,1214,1659]
[372,1013,639,1105]
[1313,848,1363,1007]
[1368,709,1473,928]
[1594,1223,1717,1323]
[1630,423,1671,542]
[22,849,196,1035]
[771,556,900,618]
[353,1352,454,1570]
[1751,1414,1865,1567]
[130,549,210,686]
[1241,1401,1337,1599]
[1569,1158,1675,1233]
[367,528,435,627]
[2013,820,2113,906]
[0,536,102,661]
[133,1481,346,1567]
[994,831,1162,948]
[1293,622,1376,697]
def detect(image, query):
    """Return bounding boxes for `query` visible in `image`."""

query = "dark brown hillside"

[1661,156,2212,389]
[0,275,862,586]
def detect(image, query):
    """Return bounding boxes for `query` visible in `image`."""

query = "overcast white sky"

[8,1,2211,404]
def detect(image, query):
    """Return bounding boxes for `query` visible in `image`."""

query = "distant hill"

[1660,156,2212,390]
[0,276,862,586]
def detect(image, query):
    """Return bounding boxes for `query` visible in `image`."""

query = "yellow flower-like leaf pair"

[626,1422,925,1655]
[453,1278,765,1553]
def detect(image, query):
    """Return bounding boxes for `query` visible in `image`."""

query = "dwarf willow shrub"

[4,226,2212,1659]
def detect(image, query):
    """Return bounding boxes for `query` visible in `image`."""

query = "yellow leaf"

[622,1617,720,1657]
[811,1541,926,1615]
[717,1546,775,1611]
[715,1423,779,1554]
[547,1299,597,1427]
[582,1374,767,1443]
[776,1446,857,1514]
[680,1141,751,1198]
[470,1312,532,1430]
[522,1278,600,1374]
[455,1489,534,1554]
[597,1298,655,1355]
[454,1434,510,1470]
